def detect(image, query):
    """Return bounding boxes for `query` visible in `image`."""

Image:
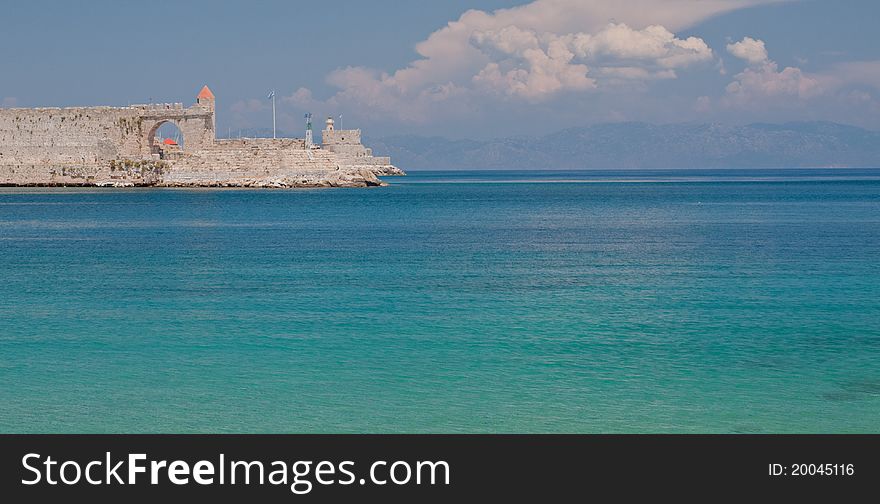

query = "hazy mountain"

[366,122,880,170]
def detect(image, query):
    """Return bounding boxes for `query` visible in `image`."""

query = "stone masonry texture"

[0,88,404,188]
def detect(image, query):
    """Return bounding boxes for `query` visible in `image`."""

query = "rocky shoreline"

[160,167,399,188]
[1,167,402,189]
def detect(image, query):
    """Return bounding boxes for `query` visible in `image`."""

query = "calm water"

[1,169,879,433]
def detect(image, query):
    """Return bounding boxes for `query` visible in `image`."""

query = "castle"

[0,86,404,187]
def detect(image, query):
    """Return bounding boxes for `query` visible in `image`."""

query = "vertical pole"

[272,90,277,139]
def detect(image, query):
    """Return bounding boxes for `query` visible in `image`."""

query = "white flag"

[267,90,275,100]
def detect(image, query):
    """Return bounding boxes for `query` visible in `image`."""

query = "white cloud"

[287,0,777,122]
[466,22,712,98]
[724,36,880,111]
[725,63,822,101]
[715,51,880,127]
[284,87,318,108]
[726,36,769,65]
[566,24,713,68]
[724,37,822,105]
[470,26,596,100]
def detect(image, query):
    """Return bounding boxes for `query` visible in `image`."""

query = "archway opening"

[149,121,185,159]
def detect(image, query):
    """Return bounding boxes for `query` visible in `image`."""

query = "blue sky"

[1,0,878,138]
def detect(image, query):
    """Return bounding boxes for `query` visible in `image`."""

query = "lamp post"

[267,90,276,139]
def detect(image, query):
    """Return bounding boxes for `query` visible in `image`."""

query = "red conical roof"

[163,138,177,145]
[197,85,215,100]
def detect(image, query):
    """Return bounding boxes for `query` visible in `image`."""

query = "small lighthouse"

[325,117,335,131]
[305,113,314,148]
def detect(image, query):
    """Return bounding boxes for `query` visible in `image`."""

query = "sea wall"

[0,91,403,187]
[322,128,404,176]
[165,139,385,187]
[0,102,216,185]
[0,107,140,184]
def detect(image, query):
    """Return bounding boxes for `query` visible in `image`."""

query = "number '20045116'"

[769,464,854,476]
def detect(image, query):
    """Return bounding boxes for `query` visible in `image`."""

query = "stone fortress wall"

[320,119,394,171]
[0,86,403,188]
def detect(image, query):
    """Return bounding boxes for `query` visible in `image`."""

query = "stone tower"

[197,85,215,109]
[195,85,217,144]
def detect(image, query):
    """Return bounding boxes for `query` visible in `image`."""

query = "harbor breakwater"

[0,86,404,188]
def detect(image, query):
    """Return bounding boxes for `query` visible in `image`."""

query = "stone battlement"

[132,103,186,110]
[0,86,403,188]
[215,138,308,149]
[322,128,361,145]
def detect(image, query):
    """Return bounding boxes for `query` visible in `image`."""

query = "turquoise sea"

[1,169,879,433]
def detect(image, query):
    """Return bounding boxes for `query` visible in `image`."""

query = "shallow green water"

[1,169,879,433]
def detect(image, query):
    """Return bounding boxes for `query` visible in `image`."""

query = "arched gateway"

[138,86,216,156]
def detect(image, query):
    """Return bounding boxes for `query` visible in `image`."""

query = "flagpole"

[272,89,276,139]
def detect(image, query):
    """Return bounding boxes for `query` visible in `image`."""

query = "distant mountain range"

[365,122,880,170]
